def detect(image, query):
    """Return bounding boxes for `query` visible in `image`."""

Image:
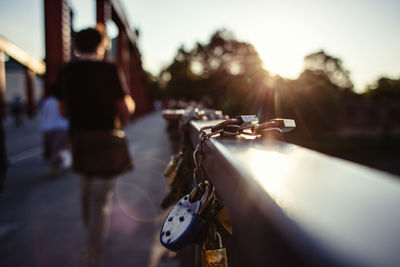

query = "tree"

[159,34,360,138]
[159,29,269,115]
[304,50,353,90]
[364,77,400,103]
[159,46,200,100]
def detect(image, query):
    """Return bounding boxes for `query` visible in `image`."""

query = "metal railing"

[186,118,400,267]
[0,36,45,117]
[0,36,46,75]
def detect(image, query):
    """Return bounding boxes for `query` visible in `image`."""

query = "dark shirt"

[55,60,126,130]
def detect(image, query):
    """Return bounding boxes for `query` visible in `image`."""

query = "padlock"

[253,118,296,134]
[201,248,229,267]
[201,228,228,267]
[163,155,177,177]
[212,115,259,137]
[167,157,183,187]
[160,181,215,251]
[163,151,182,177]
[215,206,233,236]
[236,115,259,125]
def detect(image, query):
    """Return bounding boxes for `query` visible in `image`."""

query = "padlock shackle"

[198,181,215,216]
[210,118,241,133]
[189,181,205,202]
[189,180,215,213]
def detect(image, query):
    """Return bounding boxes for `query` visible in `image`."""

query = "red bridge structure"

[0,36,46,118]
[44,0,151,117]
[0,0,151,119]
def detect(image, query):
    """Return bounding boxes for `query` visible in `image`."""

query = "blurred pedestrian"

[54,24,135,267]
[0,117,7,193]
[10,94,23,127]
[40,86,70,177]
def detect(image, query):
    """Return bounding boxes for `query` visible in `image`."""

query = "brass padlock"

[163,151,182,177]
[163,155,177,177]
[201,248,228,267]
[215,206,233,236]
[202,223,228,267]
[167,157,183,187]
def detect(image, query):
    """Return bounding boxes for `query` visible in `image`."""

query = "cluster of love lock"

[160,107,295,267]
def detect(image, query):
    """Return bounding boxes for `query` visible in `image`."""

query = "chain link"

[191,116,296,187]
[174,108,296,192]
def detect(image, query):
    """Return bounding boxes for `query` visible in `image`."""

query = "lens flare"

[115,157,170,223]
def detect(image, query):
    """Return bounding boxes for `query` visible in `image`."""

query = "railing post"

[25,69,36,117]
[129,46,149,115]
[116,29,130,84]
[96,0,111,24]
[44,0,71,97]
[0,50,5,118]
[109,0,152,115]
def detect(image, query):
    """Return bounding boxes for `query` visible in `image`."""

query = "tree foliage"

[303,50,353,90]
[158,29,269,115]
[153,30,393,136]
[364,77,400,103]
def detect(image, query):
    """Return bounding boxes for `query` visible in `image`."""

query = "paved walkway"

[0,112,179,267]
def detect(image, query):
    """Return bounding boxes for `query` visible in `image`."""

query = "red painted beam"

[97,0,151,115]
[25,69,36,117]
[44,0,71,97]
[110,0,137,45]
[96,0,111,25]
[129,46,151,115]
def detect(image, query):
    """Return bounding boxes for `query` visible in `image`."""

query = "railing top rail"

[111,0,137,45]
[0,35,46,75]
[189,119,400,267]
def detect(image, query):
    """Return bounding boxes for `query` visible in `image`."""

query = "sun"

[245,18,310,80]
[257,46,304,80]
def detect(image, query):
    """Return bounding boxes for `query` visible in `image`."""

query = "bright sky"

[0,0,399,93]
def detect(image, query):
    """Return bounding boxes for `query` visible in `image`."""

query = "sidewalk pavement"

[0,111,179,267]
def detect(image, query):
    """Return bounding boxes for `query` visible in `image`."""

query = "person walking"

[40,87,70,176]
[54,24,135,267]
[10,95,24,127]
[0,117,7,193]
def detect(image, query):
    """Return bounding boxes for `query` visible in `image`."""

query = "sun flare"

[257,47,304,80]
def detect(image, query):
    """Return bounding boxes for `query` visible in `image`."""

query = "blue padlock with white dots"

[160,181,214,251]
